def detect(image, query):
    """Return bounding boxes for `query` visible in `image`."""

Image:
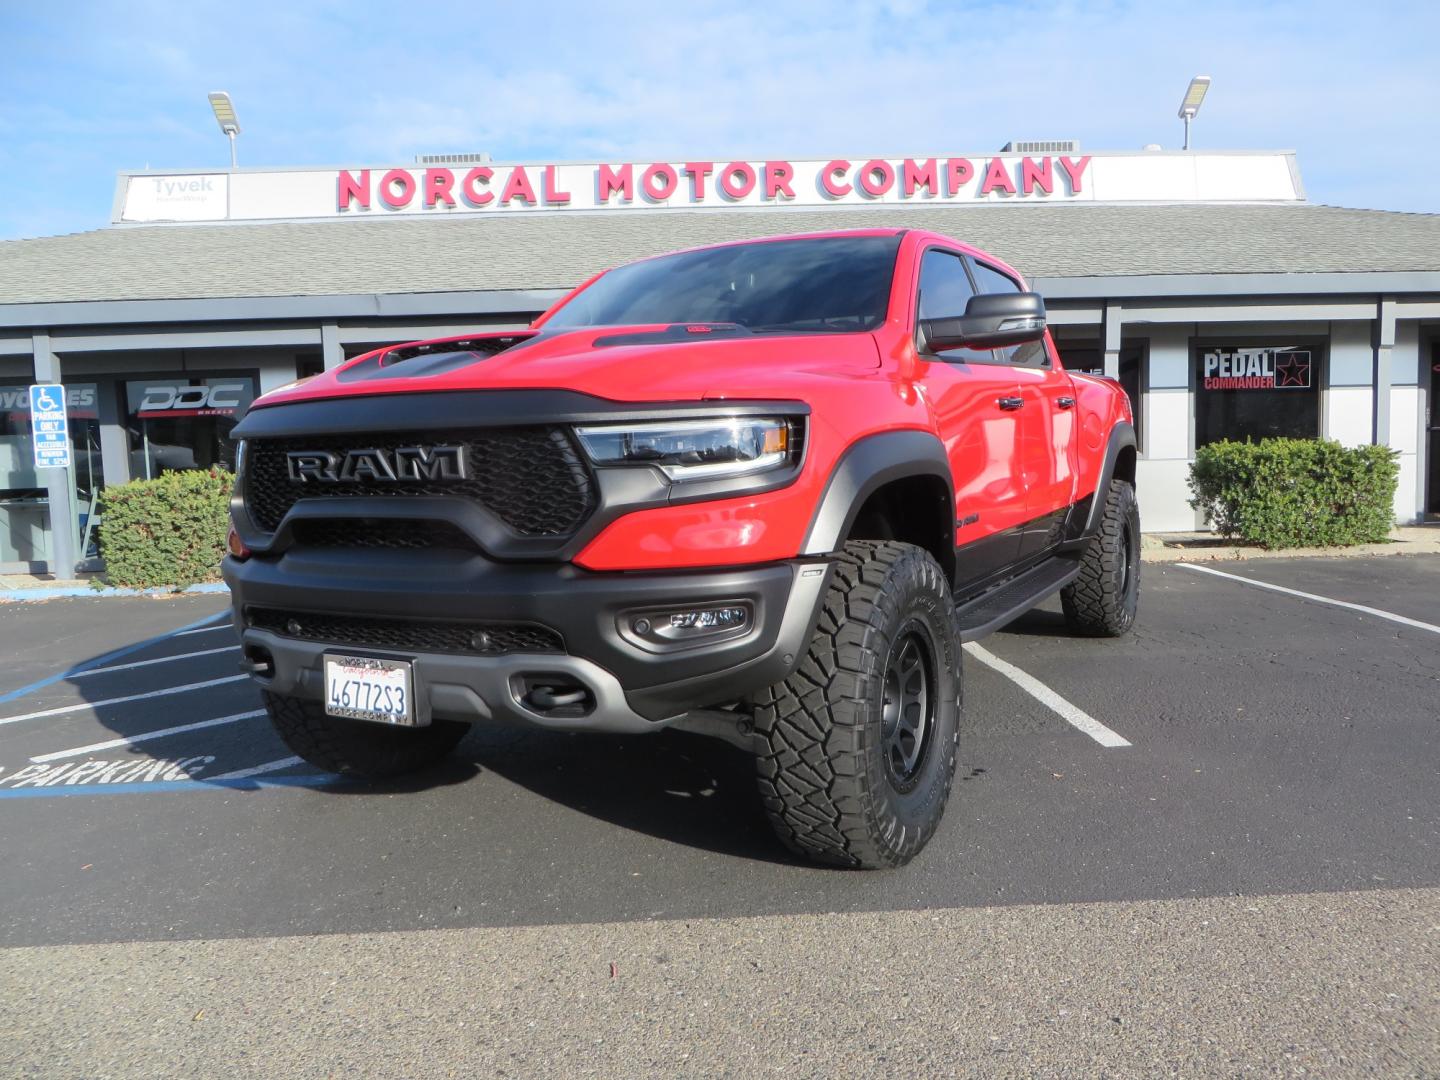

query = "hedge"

[96,468,234,589]
[1187,438,1398,549]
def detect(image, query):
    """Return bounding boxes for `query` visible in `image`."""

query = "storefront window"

[0,383,101,566]
[125,376,256,480]
[1194,344,1320,447]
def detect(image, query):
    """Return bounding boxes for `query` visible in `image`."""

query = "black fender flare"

[800,430,954,555]
[1060,421,1137,550]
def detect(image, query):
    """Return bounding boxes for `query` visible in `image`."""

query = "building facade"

[1,149,1437,574]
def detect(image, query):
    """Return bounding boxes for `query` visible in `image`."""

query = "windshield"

[545,234,903,334]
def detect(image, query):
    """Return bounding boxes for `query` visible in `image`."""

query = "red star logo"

[1275,352,1310,388]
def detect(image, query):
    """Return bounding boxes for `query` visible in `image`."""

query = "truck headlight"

[575,417,795,481]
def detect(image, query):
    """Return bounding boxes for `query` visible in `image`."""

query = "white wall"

[1132,325,1200,532]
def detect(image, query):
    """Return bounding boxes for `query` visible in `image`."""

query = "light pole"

[1177,75,1211,151]
[208,91,241,168]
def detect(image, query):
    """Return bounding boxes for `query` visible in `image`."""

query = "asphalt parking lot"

[1,555,1437,1076]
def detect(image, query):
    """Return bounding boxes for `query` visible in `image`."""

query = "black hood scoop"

[337,333,536,383]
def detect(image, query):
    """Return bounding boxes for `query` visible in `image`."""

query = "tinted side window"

[917,250,976,321]
[970,259,1048,368]
[970,261,1022,295]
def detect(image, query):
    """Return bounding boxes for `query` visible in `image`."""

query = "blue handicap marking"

[28,383,70,469]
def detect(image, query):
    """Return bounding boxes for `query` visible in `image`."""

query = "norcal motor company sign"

[115,151,1304,224]
[331,156,1095,211]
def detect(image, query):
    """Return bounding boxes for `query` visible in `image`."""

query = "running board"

[955,556,1082,642]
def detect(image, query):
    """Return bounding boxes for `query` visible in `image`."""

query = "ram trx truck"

[223,229,1138,869]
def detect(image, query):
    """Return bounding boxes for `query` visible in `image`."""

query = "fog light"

[628,603,752,645]
[227,525,251,560]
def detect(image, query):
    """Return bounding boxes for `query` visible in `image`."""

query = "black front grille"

[247,608,565,655]
[290,518,477,551]
[244,427,595,537]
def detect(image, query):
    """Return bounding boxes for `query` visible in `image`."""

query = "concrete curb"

[0,582,230,603]
[1141,526,1440,564]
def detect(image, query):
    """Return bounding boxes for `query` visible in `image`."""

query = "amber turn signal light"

[226,525,251,560]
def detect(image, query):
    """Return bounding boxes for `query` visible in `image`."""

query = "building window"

[125,376,256,480]
[1194,343,1320,447]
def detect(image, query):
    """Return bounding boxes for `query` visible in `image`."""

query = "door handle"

[997,396,1024,411]
[1057,396,1076,409]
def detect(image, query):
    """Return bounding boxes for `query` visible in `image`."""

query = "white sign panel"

[29,384,70,469]
[115,151,1303,225]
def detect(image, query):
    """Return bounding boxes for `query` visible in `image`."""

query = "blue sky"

[1,0,1436,240]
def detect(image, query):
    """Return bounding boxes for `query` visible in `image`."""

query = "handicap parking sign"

[29,383,71,469]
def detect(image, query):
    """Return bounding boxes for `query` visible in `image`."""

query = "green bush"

[96,468,234,589]
[1188,438,1398,549]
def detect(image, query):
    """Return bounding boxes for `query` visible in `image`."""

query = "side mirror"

[920,292,1047,352]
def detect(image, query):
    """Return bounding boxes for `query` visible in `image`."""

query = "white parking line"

[0,675,250,726]
[69,645,240,680]
[174,624,233,638]
[209,756,304,781]
[963,642,1132,748]
[29,709,266,763]
[1178,563,1440,636]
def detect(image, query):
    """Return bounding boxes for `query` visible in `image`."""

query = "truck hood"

[253,326,882,409]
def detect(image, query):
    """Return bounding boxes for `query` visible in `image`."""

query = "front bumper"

[222,549,832,733]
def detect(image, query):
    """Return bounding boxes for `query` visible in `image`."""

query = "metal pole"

[228,130,237,170]
[1183,114,1191,151]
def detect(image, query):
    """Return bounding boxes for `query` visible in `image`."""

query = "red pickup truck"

[223,228,1138,868]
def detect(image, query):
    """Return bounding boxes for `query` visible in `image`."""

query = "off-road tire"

[752,541,962,869]
[1061,479,1140,637]
[262,691,468,777]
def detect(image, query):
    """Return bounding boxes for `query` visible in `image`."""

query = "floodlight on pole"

[208,91,240,169]
[1177,75,1210,151]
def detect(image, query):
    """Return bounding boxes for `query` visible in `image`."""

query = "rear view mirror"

[920,292,1047,352]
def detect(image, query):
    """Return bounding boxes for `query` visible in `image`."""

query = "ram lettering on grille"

[286,445,466,483]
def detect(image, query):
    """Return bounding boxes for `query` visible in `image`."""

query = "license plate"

[324,654,418,726]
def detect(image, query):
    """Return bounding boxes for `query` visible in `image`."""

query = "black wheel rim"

[880,626,936,793]
[1119,514,1139,599]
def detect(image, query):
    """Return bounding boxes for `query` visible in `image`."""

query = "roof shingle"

[1,203,1437,306]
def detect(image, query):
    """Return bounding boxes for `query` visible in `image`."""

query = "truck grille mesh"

[289,519,477,551]
[246,608,565,655]
[243,428,595,537]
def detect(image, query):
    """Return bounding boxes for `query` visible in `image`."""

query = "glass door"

[1427,344,1440,518]
[0,383,101,567]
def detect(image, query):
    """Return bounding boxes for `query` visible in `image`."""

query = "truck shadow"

[449,722,801,866]
[994,607,1071,636]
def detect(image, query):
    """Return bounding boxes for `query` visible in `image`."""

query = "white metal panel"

[1193,154,1299,201]
[1135,458,1200,532]
[1327,321,1374,386]
[1325,386,1373,447]
[1144,327,1190,389]
[1390,386,1420,455]
[1392,322,1421,385]
[1395,452,1420,524]
[1146,389,1191,459]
